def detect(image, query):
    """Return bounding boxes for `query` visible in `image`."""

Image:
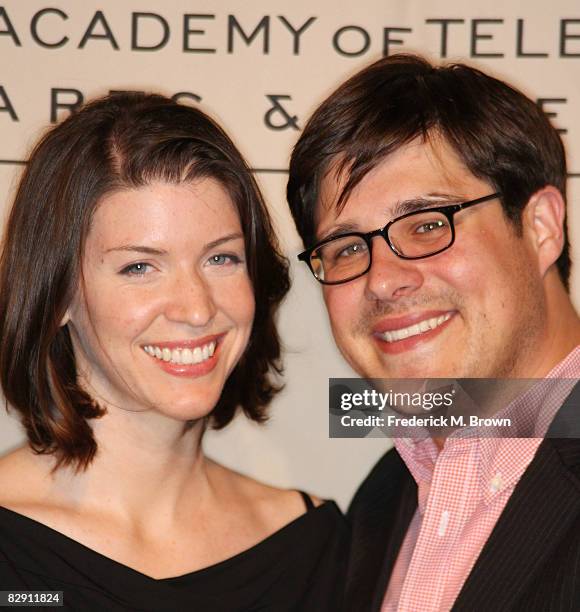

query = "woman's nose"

[164,270,218,328]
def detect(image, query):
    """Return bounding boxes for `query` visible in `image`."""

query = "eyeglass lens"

[310,210,453,283]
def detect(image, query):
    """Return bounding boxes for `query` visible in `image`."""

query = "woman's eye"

[208,254,242,266]
[120,262,151,276]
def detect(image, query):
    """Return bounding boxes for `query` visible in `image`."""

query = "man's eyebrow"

[317,193,463,241]
[104,233,244,255]
[391,193,463,217]
[318,223,360,242]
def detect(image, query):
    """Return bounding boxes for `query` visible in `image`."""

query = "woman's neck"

[50,407,211,531]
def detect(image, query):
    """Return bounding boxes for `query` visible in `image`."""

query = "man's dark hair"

[0,92,290,470]
[287,53,570,287]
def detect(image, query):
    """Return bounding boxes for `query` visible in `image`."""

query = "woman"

[0,93,347,610]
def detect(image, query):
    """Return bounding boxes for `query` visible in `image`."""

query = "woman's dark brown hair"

[0,93,290,470]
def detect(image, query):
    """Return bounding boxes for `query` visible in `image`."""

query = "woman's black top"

[0,495,348,611]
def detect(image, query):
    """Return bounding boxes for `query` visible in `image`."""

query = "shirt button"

[490,473,503,493]
[438,510,450,537]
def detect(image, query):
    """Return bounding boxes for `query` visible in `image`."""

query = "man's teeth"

[143,342,216,364]
[380,314,452,343]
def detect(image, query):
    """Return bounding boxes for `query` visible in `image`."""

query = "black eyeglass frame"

[298,192,502,285]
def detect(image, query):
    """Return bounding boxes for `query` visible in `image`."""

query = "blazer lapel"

[345,449,417,612]
[370,476,417,612]
[453,385,580,610]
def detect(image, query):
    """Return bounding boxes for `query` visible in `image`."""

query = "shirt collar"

[394,345,580,510]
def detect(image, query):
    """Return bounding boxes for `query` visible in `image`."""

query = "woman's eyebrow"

[204,233,244,250]
[104,245,168,255]
[104,234,244,255]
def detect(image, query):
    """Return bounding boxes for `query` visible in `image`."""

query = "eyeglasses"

[298,193,501,285]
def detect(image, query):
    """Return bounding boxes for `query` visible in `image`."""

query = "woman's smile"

[141,334,223,377]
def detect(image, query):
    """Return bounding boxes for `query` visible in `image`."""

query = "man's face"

[315,137,546,379]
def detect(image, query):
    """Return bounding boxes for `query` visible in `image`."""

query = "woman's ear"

[524,186,565,278]
[60,310,70,327]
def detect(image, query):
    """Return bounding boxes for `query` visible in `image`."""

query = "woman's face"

[65,179,255,421]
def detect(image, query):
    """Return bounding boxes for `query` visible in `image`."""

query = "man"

[287,54,580,611]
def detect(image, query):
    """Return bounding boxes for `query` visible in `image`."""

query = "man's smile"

[371,310,457,355]
[374,312,454,343]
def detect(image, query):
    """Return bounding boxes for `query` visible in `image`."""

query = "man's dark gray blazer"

[346,384,580,611]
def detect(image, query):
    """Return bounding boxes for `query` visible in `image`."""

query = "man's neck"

[522,274,580,378]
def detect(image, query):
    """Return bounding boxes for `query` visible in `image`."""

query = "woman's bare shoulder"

[206,460,325,532]
[0,446,53,509]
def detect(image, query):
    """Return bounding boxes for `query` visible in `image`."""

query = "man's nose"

[364,237,424,302]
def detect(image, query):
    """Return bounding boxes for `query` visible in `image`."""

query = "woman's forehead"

[86,181,242,251]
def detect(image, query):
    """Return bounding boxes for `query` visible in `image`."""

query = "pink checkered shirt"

[381,346,580,612]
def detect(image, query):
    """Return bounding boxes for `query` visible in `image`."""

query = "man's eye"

[338,242,367,257]
[120,262,151,276]
[322,237,368,261]
[207,254,242,266]
[415,220,447,234]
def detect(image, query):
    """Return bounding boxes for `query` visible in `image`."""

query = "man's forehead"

[313,137,483,238]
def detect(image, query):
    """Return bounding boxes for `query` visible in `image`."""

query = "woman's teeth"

[380,313,452,343]
[143,342,216,365]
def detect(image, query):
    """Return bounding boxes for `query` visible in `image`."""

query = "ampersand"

[263,94,299,130]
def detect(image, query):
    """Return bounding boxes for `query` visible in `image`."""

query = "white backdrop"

[0,1,579,509]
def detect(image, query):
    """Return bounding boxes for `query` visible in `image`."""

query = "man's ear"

[524,186,565,278]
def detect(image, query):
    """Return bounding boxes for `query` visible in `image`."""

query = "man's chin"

[361,357,459,381]
[344,336,467,380]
